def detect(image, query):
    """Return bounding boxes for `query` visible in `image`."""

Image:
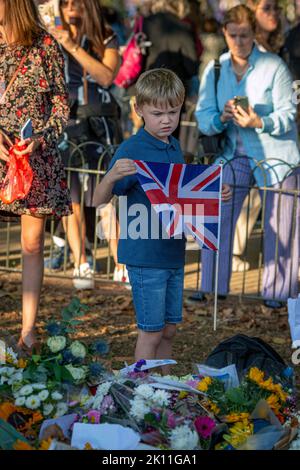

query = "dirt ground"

[0,271,296,381]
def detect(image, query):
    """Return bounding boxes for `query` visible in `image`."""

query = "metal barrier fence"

[0,140,300,302]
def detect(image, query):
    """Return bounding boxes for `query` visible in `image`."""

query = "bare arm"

[93,159,137,207]
[50,29,120,88]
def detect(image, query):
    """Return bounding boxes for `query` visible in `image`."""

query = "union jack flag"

[134,161,222,251]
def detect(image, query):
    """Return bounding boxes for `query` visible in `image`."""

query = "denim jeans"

[126,266,184,331]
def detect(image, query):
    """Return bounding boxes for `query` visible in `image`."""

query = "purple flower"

[134,359,147,372]
[100,395,115,413]
[194,416,216,440]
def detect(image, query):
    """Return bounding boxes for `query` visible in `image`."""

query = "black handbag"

[199,58,225,156]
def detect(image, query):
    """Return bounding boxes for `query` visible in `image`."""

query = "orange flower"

[39,439,53,451]
[248,367,265,384]
[13,440,34,451]
[17,358,28,369]
[0,402,17,421]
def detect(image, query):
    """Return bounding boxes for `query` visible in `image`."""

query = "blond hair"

[135,68,185,108]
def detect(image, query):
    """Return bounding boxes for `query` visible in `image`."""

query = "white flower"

[55,402,68,418]
[96,381,112,397]
[15,397,26,407]
[65,365,88,383]
[47,336,66,353]
[135,385,154,400]
[70,341,86,359]
[86,381,112,410]
[38,390,49,401]
[19,385,34,396]
[43,403,54,417]
[32,383,47,390]
[152,390,170,407]
[3,367,15,378]
[6,347,18,365]
[51,391,63,401]
[25,395,41,410]
[7,371,23,385]
[130,397,150,421]
[170,425,199,450]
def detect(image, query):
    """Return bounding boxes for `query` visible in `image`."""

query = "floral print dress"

[0,30,72,218]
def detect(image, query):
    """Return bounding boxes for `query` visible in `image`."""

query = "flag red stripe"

[192,167,221,192]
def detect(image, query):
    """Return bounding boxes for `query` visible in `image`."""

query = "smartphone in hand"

[20,119,33,141]
[234,96,249,113]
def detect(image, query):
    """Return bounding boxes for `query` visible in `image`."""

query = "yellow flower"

[272,384,288,403]
[17,358,28,369]
[225,412,250,423]
[223,420,253,449]
[266,394,281,414]
[39,439,53,451]
[197,376,212,392]
[179,391,188,399]
[248,367,265,384]
[207,400,221,415]
[13,440,34,451]
[84,443,94,450]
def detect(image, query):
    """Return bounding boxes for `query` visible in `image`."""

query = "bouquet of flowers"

[0,298,109,427]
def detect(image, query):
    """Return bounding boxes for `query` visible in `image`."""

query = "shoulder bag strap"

[83,68,88,106]
[0,55,27,105]
[214,58,221,111]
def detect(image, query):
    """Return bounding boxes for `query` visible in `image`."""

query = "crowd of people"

[0,0,300,360]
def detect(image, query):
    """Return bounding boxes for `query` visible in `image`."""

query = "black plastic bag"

[205,334,286,380]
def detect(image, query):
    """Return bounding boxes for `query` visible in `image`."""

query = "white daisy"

[19,385,34,396]
[25,395,41,410]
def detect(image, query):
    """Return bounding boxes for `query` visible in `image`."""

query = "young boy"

[93,68,230,368]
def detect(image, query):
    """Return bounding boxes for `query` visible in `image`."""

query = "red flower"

[43,36,53,46]
[60,180,67,189]
[21,67,28,75]
[16,109,22,118]
[39,78,48,89]
[40,104,45,113]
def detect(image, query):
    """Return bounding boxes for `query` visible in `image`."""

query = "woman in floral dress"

[0,0,72,350]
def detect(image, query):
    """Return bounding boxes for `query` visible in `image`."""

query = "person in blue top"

[195,5,300,307]
[93,68,231,370]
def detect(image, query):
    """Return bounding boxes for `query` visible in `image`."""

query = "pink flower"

[186,380,199,389]
[166,412,177,429]
[194,416,216,440]
[87,410,101,424]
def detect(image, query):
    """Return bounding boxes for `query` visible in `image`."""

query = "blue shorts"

[126,266,184,332]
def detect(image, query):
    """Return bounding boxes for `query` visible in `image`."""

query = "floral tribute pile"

[0,299,299,451]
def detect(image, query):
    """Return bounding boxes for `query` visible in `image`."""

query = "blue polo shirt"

[107,128,186,268]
